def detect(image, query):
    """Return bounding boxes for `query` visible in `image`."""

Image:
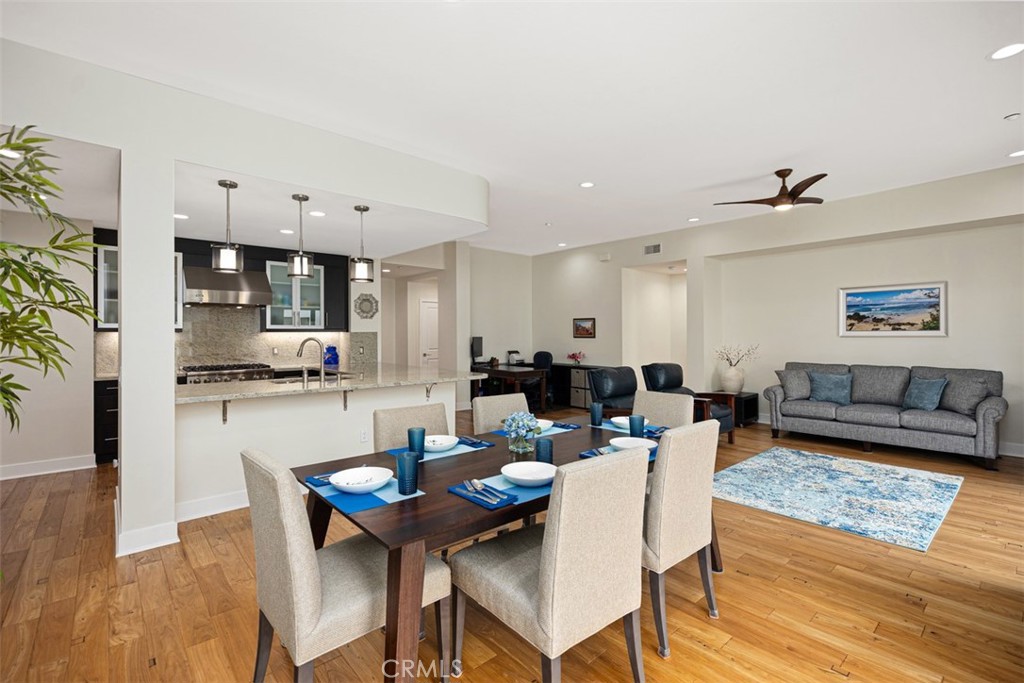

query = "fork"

[463,479,499,503]
[471,479,509,500]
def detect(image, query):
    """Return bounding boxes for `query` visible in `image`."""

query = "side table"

[725,391,759,427]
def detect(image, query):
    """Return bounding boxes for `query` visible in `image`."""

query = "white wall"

[438,241,472,406]
[621,268,672,379]
[0,212,95,478]
[669,273,687,364]
[470,247,533,363]
[380,277,396,365]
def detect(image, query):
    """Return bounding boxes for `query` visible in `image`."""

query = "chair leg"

[648,570,670,658]
[435,597,451,683]
[293,661,313,683]
[541,654,561,683]
[622,608,645,683]
[710,514,724,573]
[452,587,466,678]
[697,545,720,619]
[420,607,426,641]
[253,609,273,683]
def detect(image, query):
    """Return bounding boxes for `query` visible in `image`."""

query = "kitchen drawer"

[94,380,118,464]
[570,387,591,409]
[570,368,589,388]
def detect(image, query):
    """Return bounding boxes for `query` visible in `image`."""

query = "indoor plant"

[1,125,96,429]
[567,351,585,366]
[503,410,540,455]
[714,343,760,392]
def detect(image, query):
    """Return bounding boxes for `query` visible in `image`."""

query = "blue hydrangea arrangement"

[503,411,540,439]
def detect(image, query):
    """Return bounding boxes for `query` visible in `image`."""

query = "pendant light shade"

[287,193,314,278]
[211,180,243,273]
[350,205,374,283]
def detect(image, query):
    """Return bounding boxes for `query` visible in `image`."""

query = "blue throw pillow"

[902,377,948,411]
[808,371,852,405]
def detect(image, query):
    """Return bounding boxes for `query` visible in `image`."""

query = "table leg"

[540,373,547,412]
[305,493,331,550]
[384,541,426,683]
[513,379,521,395]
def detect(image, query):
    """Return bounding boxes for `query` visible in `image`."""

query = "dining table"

[291,415,722,682]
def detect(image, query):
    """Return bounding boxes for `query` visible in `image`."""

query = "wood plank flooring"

[1,411,1021,682]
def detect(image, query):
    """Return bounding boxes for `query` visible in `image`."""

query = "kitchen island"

[174,363,485,521]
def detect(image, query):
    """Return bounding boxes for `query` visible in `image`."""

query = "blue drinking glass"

[396,451,419,495]
[408,427,426,461]
[536,438,554,464]
[590,401,604,427]
[629,414,645,437]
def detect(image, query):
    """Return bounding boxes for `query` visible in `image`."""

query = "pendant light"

[350,205,374,283]
[211,179,243,273]
[287,193,313,278]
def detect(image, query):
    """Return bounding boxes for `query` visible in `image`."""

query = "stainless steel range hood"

[183,266,272,306]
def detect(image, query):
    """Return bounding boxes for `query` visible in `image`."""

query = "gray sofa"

[764,362,1007,468]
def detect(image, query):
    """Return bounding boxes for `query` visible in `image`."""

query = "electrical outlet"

[359,346,364,355]
[359,429,368,443]
[272,347,279,356]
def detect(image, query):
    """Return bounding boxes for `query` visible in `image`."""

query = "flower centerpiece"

[504,411,541,455]
[567,351,585,366]
[714,344,760,392]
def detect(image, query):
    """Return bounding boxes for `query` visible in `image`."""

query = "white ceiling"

[2,2,1022,255]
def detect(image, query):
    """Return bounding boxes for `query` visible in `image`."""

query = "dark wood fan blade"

[794,196,823,205]
[789,173,827,199]
[713,197,778,207]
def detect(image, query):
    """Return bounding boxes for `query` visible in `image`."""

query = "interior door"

[419,300,439,368]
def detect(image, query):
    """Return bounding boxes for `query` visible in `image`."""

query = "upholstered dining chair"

[374,402,449,451]
[632,390,694,429]
[239,449,452,683]
[472,392,529,434]
[641,362,736,444]
[587,366,638,418]
[449,448,650,683]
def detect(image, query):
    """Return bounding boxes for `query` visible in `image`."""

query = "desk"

[470,364,547,412]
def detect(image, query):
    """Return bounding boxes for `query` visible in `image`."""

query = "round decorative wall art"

[354,293,379,319]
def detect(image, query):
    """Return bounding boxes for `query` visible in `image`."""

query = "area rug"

[712,447,963,551]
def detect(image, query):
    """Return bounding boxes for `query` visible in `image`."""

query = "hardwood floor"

[1,411,1021,682]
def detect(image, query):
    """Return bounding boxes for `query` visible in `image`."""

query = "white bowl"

[610,416,650,430]
[329,466,393,494]
[501,461,557,488]
[535,419,554,433]
[424,434,459,452]
[609,437,658,451]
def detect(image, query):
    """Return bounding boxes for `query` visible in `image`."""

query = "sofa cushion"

[911,367,996,416]
[808,372,852,406]
[902,377,948,411]
[900,409,977,437]
[850,365,911,406]
[786,362,850,375]
[836,404,902,428]
[780,400,838,420]
[775,369,811,400]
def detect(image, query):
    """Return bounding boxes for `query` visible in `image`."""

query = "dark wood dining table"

[291,416,722,682]
[469,363,548,412]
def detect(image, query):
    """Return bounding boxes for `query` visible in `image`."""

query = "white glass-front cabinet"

[95,247,184,330]
[173,252,184,331]
[265,261,325,329]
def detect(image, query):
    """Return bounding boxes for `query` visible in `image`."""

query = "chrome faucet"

[297,337,325,388]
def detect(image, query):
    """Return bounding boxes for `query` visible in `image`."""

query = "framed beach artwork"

[573,317,596,338]
[839,282,947,337]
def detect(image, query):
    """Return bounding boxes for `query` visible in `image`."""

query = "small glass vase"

[508,433,535,456]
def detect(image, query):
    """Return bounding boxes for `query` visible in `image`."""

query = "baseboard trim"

[176,489,250,523]
[0,453,95,480]
[116,519,179,557]
[456,401,472,411]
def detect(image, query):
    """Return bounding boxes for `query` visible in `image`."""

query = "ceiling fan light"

[774,203,794,212]
[212,243,243,273]
[350,257,374,283]
[287,251,314,278]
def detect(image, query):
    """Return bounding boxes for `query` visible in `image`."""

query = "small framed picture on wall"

[573,317,596,338]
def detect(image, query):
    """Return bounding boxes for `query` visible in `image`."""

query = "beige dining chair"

[240,449,453,683]
[471,392,529,433]
[642,420,721,659]
[633,389,695,428]
[450,448,650,683]
[374,402,449,451]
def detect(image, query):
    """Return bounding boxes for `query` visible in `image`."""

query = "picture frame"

[838,282,946,337]
[573,317,596,338]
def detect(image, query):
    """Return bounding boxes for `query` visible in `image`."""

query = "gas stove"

[181,362,273,384]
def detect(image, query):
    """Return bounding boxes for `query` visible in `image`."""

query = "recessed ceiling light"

[579,182,595,188]
[544,222,552,227]
[1009,150,1024,158]
[280,229,295,234]
[687,217,700,222]
[557,242,567,247]
[1005,113,1021,121]
[173,213,189,220]
[990,43,1024,60]
[308,210,326,217]
[382,268,391,273]
[0,149,22,159]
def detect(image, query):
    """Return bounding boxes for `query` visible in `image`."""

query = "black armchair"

[522,351,553,412]
[588,366,638,417]
[641,363,735,444]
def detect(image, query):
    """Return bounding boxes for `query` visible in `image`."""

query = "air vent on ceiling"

[643,243,662,256]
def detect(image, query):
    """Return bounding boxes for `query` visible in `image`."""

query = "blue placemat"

[594,420,666,439]
[479,473,553,503]
[305,477,424,514]
[386,436,495,461]
[580,445,657,462]
[492,424,577,438]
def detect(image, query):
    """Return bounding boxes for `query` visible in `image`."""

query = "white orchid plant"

[714,344,760,367]
[503,411,541,439]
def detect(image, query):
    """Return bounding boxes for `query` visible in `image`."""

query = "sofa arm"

[764,385,785,428]
[975,395,1008,458]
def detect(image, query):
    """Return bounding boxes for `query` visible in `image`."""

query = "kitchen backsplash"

[95,331,119,377]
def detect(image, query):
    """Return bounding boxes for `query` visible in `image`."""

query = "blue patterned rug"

[712,447,963,551]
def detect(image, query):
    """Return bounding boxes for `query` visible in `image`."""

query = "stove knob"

[202,377,211,383]
[213,377,223,383]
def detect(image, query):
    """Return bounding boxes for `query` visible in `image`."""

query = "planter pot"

[721,366,745,393]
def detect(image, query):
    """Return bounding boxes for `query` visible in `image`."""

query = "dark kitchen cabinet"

[94,379,119,464]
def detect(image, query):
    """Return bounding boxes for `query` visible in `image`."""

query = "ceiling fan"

[714,168,827,211]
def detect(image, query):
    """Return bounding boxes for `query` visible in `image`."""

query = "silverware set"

[462,478,508,504]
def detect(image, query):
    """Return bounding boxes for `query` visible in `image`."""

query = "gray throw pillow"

[775,369,811,400]
[808,371,852,406]
[940,377,990,416]
[902,377,947,411]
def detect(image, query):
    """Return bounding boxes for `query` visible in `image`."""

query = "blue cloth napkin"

[580,446,657,462]
[305,473,334,488]
[448,482,518,509]
[552,422,582,430]
[458,436,496,448]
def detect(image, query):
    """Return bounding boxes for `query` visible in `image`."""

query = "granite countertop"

[175,363,486,405]
[95,373,119,381]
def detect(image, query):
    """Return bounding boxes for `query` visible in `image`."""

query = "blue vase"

[324,345,339,365]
